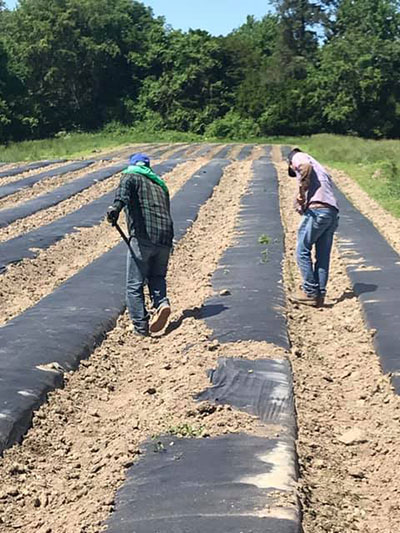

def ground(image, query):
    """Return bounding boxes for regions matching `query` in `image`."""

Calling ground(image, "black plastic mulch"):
[197,357,296,433]
[236,144,254,160]
[106,434,300,533]
[0,160,96,201]
[333,185,400,393]
[213,144,234,159]
[201,158,289,348]
[104,151,300,533]
[0,160,64,180]
[0,163,126,229]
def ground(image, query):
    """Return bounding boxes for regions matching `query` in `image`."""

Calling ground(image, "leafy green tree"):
[134,29,234,133]
[312,0,400,136]
[2,0,163,137]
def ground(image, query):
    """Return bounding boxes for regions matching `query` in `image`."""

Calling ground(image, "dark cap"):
[287,148,302,177]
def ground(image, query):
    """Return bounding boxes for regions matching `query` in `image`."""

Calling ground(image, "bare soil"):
[330,168,400,255]
[0,161,76,188]
[273,146,400,533]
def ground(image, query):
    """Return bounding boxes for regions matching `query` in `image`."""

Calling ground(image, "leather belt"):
[308,202,335,209]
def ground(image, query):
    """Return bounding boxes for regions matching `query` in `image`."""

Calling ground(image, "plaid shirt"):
[113,172,173,246]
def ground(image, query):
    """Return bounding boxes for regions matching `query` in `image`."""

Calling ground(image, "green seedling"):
[258,234,270,245]
[167,423,205,438]
[260,249,269,264]
[152,440,165,453]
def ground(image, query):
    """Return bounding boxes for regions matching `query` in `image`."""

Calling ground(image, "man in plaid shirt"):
[107,153,173,336]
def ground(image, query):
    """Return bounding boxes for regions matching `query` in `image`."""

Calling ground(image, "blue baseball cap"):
[129,152,150,167]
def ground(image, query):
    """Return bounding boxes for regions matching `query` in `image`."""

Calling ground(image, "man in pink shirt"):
[288,148,339,307]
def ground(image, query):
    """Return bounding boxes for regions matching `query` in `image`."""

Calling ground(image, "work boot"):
[150,302,171,333]
[290,289,318,307]
[316,294,325,308]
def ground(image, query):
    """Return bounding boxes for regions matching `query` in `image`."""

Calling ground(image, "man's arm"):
[297,163,313,201]
[107,174,133,225]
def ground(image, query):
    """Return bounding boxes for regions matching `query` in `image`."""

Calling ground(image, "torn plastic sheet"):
[105,434,300,533]
[197,357,296,432]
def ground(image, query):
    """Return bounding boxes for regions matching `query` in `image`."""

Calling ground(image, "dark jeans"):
[296,208,339,296]
[126,237,171,334]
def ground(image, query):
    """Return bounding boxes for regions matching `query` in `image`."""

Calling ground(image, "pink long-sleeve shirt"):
[291,152,339,211]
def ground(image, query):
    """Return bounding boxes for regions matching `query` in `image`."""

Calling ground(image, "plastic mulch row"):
[0,159,65,180]
[0,160,96,201]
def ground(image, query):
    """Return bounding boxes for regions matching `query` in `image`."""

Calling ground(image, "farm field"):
[0,143,400,533]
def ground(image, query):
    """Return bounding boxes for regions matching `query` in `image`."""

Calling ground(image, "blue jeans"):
[126,237,171,334]
[296,208,339,296]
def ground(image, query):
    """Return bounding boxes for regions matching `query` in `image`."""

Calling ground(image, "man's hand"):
[295,194,306,214]
[296,193,305,204]
[107,206,119,226]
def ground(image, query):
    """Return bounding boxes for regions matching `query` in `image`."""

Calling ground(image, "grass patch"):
[0,126,202,163]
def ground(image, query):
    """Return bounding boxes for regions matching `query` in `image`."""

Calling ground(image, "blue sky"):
[4,1,273,35]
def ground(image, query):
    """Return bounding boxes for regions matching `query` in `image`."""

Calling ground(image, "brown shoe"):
[316,294,325,308]
[150,302,171,333]
[290,290,318,307]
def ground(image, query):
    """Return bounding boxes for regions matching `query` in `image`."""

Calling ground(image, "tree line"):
[0,0,399,143]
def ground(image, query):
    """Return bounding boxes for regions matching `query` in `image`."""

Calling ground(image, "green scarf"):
[122,164,169,194]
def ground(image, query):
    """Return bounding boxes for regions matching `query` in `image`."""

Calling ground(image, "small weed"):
[151,435,166,453]
[167,423,205,438]
[152,440,165,453]
[260,249,269,263]
[258,234,270,245]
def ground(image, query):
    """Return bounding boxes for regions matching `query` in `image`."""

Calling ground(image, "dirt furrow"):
[250,144,268,160]
[273,148,400,533]
[0,161,73,188]
[0,160,120,211]
[330,168,400,255]
[0,159,281,533]
[227,144,244,159]
[0,158,208,326]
